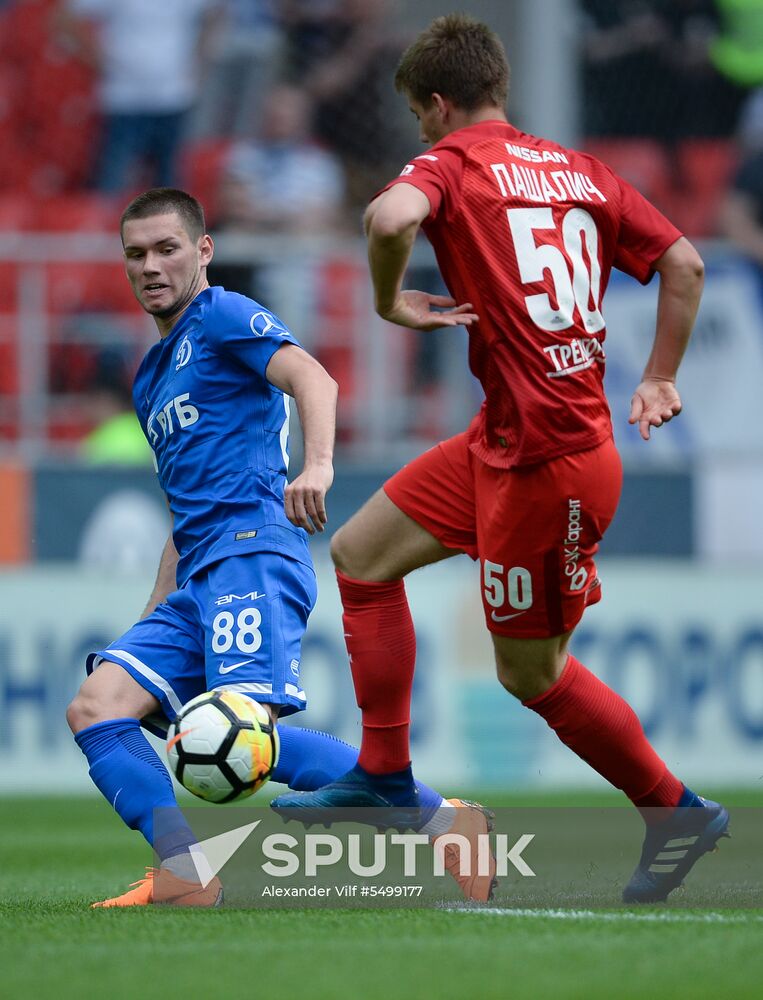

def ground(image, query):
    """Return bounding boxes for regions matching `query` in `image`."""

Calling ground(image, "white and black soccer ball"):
[166,690,279,804]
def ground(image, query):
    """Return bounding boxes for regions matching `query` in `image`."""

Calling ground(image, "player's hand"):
[629,377,682,441]
[285,461,334,534]
[378,290,479,331]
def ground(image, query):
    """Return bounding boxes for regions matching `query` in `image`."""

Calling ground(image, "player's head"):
[120,188,213,329]
[394,13,509,144]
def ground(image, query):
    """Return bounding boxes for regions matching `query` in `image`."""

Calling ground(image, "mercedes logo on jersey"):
[175,335,193,370]
[250,311,288,338]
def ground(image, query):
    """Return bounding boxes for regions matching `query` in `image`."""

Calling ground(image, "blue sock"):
[74,718,197,861]
[273,726,443,824]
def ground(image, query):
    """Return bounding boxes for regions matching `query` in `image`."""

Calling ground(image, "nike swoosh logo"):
[490,610,527,622]
[219,658,256,674]
[166,727,195,752]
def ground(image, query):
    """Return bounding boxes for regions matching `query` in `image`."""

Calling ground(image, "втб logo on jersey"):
[175,335,193,370]
[146,392,199,445]
[544,336,605,378]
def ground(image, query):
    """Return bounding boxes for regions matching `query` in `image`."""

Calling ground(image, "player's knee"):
[66,673,129,734]
[330,526,361,577]
[494,652,564,702]
[66,688,100,734]
[495,658,533,700]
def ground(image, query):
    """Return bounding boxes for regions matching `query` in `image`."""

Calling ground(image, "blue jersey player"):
[66,188,495,907]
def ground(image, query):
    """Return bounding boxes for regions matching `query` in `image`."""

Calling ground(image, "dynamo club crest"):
[175,335,193,370]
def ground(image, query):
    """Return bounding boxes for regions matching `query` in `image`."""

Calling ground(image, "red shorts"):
[384,434,622,638]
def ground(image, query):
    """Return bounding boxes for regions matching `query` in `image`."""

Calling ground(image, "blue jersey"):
[132,285,312,587]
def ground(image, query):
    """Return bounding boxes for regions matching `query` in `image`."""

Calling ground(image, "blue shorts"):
[87,551,317,734]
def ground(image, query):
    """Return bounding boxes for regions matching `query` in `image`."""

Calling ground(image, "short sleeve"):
[614,176,682,285]
[377,144,465,222]
[204,292,302,380]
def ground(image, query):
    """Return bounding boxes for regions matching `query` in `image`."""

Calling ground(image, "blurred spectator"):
[193,0,283,138]
[58,0,221,193]
[0,0,98,195]
[217,84,345,234]
[580,0,671,137]
[711,0,763,87]
[281,0,410,210]
[80,351,151,465]
[581,0,742,140]
[662,0,744,139]
[716,5,763,270]
[720,137,763,285]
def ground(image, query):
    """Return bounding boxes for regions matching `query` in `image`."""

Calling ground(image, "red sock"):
[336,570,416,774]
[524,656,684,814]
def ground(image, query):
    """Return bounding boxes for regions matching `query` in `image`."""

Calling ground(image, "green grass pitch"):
[1,793,761,1000]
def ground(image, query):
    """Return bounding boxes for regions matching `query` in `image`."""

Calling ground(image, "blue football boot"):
[622,795,730,903]
[270,764,422,831]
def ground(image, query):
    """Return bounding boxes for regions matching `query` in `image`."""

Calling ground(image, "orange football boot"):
[432,799,498,902]
[91,867,223,908]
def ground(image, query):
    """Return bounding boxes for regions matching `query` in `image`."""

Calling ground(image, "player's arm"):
[365,184,478,331]
[265,344,337,535]
[140,512,178,619]
[629,236,705,441]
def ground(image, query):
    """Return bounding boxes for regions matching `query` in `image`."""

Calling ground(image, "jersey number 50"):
[507,207,605,334]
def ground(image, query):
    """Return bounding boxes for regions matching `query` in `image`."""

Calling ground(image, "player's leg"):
[493,630,686,806]
[330,434,476,779]
[67,660,201,863]
[270,440,498,900]
[275,440,470,806]
[195,549,493,896]
[68,596,222,906]
[480,437,728,900]
[200,551,448,823]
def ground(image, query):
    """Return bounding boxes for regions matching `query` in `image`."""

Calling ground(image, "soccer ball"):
[166,690,279,804]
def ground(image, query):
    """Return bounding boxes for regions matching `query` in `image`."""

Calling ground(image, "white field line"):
[447,908,763,925]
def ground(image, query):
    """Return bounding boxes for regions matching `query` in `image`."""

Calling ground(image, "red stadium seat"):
[0,0,58,67]
[674,139,738,237]
[32,194,121,232]
[46,261,136,313]
[0,196,34,231]
[582,138,674,214]
[180,140,232,226]
[0,262,22,312]
[0,320,18,393]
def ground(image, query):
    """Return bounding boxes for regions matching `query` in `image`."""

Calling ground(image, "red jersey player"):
[274,13,729,903]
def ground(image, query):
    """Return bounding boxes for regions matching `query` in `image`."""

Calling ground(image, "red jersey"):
[382,120,682,468]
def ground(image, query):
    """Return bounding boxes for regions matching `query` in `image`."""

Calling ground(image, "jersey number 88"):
[212,608,262,654]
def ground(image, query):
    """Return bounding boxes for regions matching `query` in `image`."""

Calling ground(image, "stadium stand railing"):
[0,231,478,461]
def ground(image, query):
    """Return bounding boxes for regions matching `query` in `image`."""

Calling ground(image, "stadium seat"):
[0,320,18,393]
[0,68,20,171]
[582,138,674,213]
[46,397,97,443]
[674,139,738,237]
[0,399,19,442]
[0,197,33,231]
[0,262,22,312]
[32,194,121,232]
[180,140,232,226]
[46,261,136,312]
